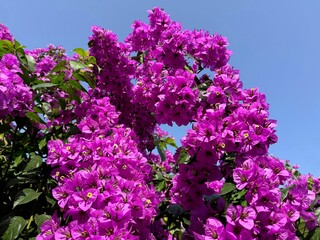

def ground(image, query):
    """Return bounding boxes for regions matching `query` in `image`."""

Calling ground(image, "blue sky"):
[1,1,319,176]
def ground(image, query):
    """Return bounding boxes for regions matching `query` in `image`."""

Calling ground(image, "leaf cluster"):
[0,42,97,239]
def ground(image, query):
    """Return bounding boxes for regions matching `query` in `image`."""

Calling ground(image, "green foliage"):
[311,228,320,240]
[220,182,236,195]
[0,40,15,57]
[156,202,190,239]
[176,147,191,165]
[0,216,28,240]
[0,41,98,239]
[13,189,42,209]
[34,214,51,232]
[154,136,178,162]
[280,184,295,201]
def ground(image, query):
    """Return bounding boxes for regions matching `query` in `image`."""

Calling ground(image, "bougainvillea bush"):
[0,7,319,240]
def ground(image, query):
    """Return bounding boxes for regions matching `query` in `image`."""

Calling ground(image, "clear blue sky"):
[1,1,319,176]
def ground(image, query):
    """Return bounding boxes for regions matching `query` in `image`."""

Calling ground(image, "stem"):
[3,125,18,180]
[26,215,33,230]
[0,125,18,213]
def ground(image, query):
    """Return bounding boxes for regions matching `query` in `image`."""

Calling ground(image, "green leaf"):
[45,194,57,207]
[85,74,96,89]
[70,60,86,71]
[6,177,38,187]
[166,204,184,218]
[60,84,81,103]
[25,112,45,124]
[220,182,236,195]
[280,184,295,201]
[73,71,96,89]
[133,51,147,64]
[49,73,64,84]
[0,134,8,146]
[164,137,178,148]
[32,82,58,90]
[34,214,51,231]
[73,48,88,57]
[224,152,236,162]
[296,218,308,238]
[51,60,67,72]
[0,216,27,240]
[33,106,44,114]
[73,72,88,82]
[311,227,320,240]
[310,195,320,211]
[24,153,42,172]
[195,79,211,91]
[13,188,42,209]
[153,172,164,181]
[158,137,178,149]
[315,207,320,226]
[232,188,247,201]
[12,155,23,168]
[73,72,95,89]
[182,217,191,226]
[67,80,87,93]
[177,147,191,164]
[38,138,47,150]
[17,65,32,84]
[25,112,40,122]
[169,229,183,239]
[0,40,14,54]
[26,55,36,72]
[240,200,248,207]
[88,56,96,64]
[41,102,52,117]
[156,180,166,191]
[14,40,25,50]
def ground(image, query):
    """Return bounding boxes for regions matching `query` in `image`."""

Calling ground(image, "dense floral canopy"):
[0,8,319,240]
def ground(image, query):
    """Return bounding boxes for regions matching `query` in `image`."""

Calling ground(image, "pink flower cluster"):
[39,97,160,239]
[0,25,34,118]
[40,7,320,239]
[26,45,70,80]
[0,24,14,42]
[0,54,33,118]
